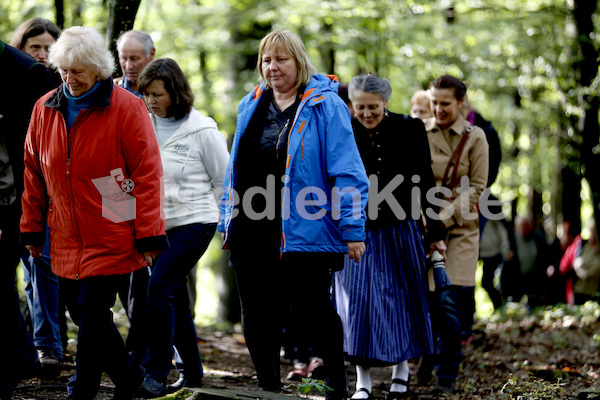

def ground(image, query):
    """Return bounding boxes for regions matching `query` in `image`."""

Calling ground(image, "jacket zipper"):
[279,90,321,252]
[65,113,85,279]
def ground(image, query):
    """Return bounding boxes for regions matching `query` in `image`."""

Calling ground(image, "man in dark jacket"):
[0,39,54,399]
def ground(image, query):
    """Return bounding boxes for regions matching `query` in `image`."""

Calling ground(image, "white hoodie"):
[151,108,229,231]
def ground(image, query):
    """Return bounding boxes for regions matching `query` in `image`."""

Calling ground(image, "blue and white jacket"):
[218,74,368,253]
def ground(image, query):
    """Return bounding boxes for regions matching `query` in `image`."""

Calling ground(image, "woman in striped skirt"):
[334,75,447,399]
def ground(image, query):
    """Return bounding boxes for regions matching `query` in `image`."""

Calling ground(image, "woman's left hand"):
[143,250,162,266]
[428,240,447,260]
[347,241,366,263]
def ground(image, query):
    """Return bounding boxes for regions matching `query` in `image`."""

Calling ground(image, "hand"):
[26,245,43,259]
[428,240,447,260]
[221,232,225,242]
[347,241,366,263]
[143,250,161,266]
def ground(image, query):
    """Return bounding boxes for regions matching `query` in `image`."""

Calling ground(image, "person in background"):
[10,17,65,373]
[422,75,488,394]
[116,30,156,98]
[114,29,157,364]
[136,58,229,398]
[334,75,446,400]
[573,224,600,304]
[0,37,54,400]
[20,26,167,400]
[10,17,61,87]
[501,216,549,307]
[410,89,433,120]
[219,30,368,399]
[478,199,510,309]
[458,94,502,343]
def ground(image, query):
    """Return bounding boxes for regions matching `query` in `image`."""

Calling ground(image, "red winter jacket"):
[20,79,168,280]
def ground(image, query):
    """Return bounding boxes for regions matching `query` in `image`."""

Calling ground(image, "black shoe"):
[113,365,145,400]
[137,376,167,399]
[167,373,203,393]
[37,347,60,378]
[432,378,455,395]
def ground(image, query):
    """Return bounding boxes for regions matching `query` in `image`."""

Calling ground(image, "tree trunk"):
[572,0,600,237]
[55,0,64,29]
[106,0,142,76]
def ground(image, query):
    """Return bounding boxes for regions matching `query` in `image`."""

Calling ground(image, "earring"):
[384,109,389,117]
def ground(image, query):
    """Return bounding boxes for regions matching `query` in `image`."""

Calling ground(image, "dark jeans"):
[0,205,37,399]
[429,285,463,382]
[231,250,347,397]
[481,254,504,309]
[61,275,141,400]
[117,267,150,364]
[144,223,216,383]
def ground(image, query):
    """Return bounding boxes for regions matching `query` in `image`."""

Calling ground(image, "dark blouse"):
[228,89,300,250]
[352,112,445,242]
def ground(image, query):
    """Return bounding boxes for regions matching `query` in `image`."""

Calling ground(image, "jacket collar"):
[45,77,114,111]
[425,114,471,157]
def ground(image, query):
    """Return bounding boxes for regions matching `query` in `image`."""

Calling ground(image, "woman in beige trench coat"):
[420,75,488,394]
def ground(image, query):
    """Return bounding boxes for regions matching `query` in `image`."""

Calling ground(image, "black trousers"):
[0,204,37,399]
[231,249,347,398]
[61,274,141,400]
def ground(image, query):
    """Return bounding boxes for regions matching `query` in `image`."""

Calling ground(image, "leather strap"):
[441,125,473,195]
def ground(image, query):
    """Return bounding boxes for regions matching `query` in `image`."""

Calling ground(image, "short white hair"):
[49,26,115,79]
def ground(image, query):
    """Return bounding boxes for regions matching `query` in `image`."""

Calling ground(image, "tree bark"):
[572,0,600,236]
[55,0,64,29]
[106,0,142,76]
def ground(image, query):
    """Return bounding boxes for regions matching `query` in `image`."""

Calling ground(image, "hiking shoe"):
[37,347,60,377]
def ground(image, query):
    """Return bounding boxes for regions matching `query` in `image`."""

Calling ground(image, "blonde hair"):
[410,90,430,107]
[257,30,316,91]
[48,26,115,79]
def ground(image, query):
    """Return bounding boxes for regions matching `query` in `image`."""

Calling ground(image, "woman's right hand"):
[428,240,447,261]
[26,244,43,259]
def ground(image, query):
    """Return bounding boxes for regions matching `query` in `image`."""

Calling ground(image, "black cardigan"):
[352,112,446,242]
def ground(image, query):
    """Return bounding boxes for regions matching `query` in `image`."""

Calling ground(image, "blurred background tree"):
[2,0,599,323]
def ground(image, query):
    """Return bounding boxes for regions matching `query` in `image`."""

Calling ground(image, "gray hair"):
[348,75,392,102]
[48,26,115,79]
[117,30,154,58]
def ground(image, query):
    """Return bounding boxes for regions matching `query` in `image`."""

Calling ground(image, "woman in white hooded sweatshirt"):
[136,58,230,398]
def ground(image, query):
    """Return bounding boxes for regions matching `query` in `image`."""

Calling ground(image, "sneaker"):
[137,376,167,399]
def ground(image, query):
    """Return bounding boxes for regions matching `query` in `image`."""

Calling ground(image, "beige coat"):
[425,115,489,287]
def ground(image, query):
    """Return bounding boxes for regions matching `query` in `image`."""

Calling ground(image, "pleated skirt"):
[333,219,434,365]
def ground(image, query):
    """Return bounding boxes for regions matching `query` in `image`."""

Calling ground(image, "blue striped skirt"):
[333,219,434,365]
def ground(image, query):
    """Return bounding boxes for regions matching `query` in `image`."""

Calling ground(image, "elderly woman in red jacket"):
[20,26,167,400]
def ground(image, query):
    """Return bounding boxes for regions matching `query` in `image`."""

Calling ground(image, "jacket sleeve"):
[20,99,48,246]
[120,97,168,253]
[324,95,369,242]
[199,124,230,203]
[413,119,447,242]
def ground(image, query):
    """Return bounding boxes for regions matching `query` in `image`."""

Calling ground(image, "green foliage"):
[500,374,567,399]
[287,378,334,396]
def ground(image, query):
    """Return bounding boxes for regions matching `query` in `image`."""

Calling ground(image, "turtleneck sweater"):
[63,81,101,131]
[154,114,185,147]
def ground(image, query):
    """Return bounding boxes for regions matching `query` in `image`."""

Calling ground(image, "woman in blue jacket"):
[219,30,369,399]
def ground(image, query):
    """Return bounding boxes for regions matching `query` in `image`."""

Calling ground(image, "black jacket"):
[0,40,53,207]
